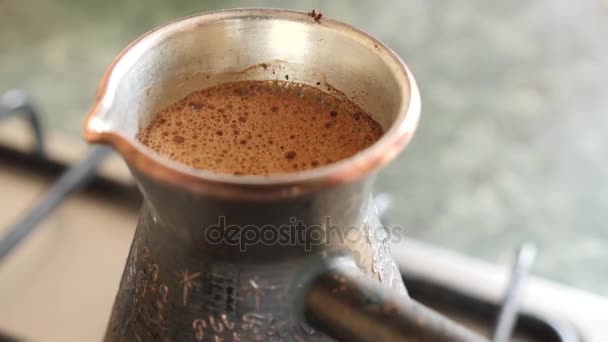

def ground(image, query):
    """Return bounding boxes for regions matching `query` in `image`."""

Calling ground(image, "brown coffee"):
[137,80,383,175]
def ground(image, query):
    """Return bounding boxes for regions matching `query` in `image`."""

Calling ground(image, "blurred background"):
[0,0,607,333]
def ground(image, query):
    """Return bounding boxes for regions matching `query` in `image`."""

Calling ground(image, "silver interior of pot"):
[96,9,411,144]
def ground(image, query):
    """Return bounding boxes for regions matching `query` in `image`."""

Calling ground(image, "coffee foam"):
[137,80,383,176]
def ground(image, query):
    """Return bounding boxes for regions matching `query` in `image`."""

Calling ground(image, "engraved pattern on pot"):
[363,195,407,295]
[176,269,202,306]
[133,244,171,338]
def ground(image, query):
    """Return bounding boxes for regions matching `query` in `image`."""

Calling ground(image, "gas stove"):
[0,90,606,341]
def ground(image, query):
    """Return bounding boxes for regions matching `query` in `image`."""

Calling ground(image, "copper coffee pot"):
[83,9,487,342]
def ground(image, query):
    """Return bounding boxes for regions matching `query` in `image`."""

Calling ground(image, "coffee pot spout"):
[82,56,147,151]
[83,95,115,145]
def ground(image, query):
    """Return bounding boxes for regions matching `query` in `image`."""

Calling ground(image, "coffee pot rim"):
[82,8,420,201]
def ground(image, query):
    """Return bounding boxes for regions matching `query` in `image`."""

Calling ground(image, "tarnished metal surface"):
[304,259,489,342]
[105,172,407,341]
[87,9,418,341]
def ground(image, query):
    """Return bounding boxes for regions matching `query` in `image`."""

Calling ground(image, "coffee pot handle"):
[302,260,489,342]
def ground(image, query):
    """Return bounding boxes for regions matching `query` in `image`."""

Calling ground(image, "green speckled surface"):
[1,0,607,295]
